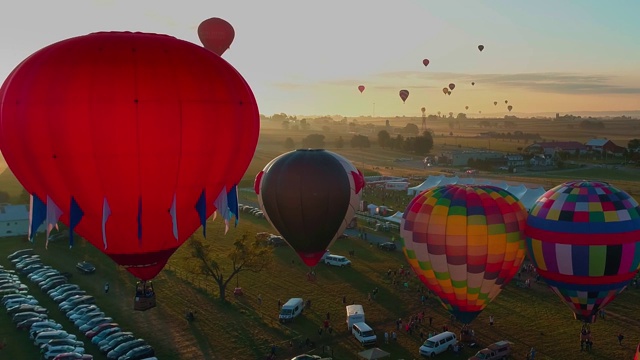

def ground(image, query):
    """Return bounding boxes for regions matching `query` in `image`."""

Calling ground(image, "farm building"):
[585,138,626,155]
[524,141,587,156]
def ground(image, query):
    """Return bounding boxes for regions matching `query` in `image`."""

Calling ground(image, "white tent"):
[384,211,404,224]
[438,176,459,186]
[519,187,547,210]
[506,184,528,199]
[456,178,476,185]
[490,181,509,190]
[407,175,444,195]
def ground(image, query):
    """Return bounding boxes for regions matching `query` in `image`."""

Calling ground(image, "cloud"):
[273,71,640,94]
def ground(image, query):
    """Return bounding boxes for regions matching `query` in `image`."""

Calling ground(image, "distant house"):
[529,154,553,167]
[0,204,31,237]
[524,141,587,156]
[585,139,626,155]
[504,154,525,167]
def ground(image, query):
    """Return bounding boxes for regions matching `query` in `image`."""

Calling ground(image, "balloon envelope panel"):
[525,180,640,322]
[401,185,527,324]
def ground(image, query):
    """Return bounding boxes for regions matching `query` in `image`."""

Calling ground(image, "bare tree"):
[188,233,272,302]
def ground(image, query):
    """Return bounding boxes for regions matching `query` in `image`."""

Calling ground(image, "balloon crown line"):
[88,31,176,38]
[296,148,325,152]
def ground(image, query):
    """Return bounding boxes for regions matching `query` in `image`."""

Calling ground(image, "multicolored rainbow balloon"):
[525,180,640,322]
[401,185,528,324]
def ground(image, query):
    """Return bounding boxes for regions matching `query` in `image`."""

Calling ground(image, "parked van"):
[324,255,351,267]
[279,298,304,323]
[419,331,457,357]
[352,322,377,346]
[346,304,365,330]
[468,340,512,360]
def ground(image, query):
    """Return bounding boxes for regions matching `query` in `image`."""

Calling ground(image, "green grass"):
[2,126,640,359]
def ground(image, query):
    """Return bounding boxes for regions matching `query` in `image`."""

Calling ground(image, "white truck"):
[346,304,365,330]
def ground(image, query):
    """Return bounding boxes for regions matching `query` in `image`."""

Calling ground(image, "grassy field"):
[1,121,640,359]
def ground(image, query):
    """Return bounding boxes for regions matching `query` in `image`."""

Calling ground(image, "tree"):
[188,234,272,302]
[302,134,326,148]
[403,123,420,135]
[628,139,640,152]
[281,120,290,130]
[377,130,391,148]
[413,131,434,155]
[335,136,345,149]
[284,137,295,149]
[350,134,370,149]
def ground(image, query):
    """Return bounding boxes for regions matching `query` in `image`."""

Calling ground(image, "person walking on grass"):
[104,282,109,294]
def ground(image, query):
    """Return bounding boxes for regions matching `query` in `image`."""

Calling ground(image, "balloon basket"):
[134,281,156,311]
[134,294,156,311]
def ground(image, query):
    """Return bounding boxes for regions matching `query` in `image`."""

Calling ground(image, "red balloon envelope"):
[0,32,259,280]
[449,83,456,91]
[255,149,364,267]
[358,85,365,93]
[422,59,430,67]
[399,89,409,103]
[198,17,235,56]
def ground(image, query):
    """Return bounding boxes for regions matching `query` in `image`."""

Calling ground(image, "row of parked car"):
[238,203,265,218]
[6,248,157,360]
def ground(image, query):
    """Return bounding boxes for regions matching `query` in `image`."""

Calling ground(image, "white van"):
[419,331,457,357]
[346,304,365,330]
[352,322,377,346]
[279,298,304,323]
[324,255,351,267]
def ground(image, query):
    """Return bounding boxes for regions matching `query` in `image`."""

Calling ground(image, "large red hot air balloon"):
[399,89,409,103]
[255,149,364,267]
[422,59,430,67]
[358,85,365,93]
[448,83,455,91]
[197,17,235,56]
[0,32,259,282]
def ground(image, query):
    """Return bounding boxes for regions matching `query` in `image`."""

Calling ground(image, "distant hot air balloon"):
[399,89,409,103]
[402,185,528,324]
[505,100,508,104]
[447,91,451,96]
[423,59,430,67]
[525,181,640,323]
[507,105,513,112]
[479,110,482,114]
[494,101,498,106]
[442,87,449,95]
[471,82,475,86]
[197,17,235,56]
[465,106,469,110]
[358,85,365,93]
[449,83,456,91]
[421,107,426,114]
[478,45,485,52]
[255,149,364,267]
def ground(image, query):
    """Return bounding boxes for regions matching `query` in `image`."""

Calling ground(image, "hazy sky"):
[1,0,639,117]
